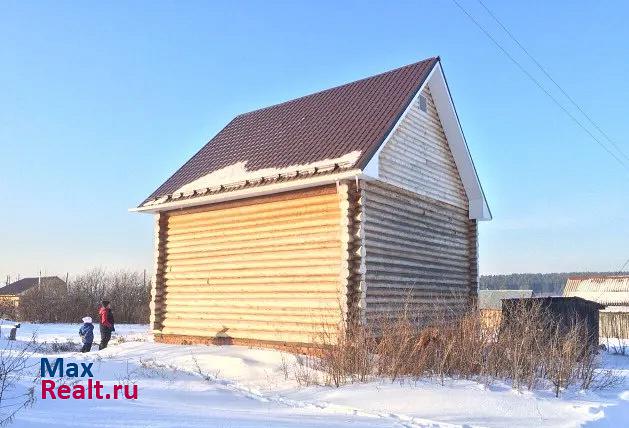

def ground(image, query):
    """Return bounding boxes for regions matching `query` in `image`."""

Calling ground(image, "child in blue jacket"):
[79,316,94,353]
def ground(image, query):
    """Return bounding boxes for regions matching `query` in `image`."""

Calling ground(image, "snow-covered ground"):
[0,321,147,344]
[1,323,627,427]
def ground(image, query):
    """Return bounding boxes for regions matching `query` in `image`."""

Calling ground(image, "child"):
[79,316,94,353]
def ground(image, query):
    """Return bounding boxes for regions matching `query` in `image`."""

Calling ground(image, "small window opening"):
[419,94,427,112]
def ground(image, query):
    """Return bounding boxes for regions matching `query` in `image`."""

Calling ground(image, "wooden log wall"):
[468,219,479,308]
[344,181,366,326]
[379,87,468,210]
[150,212,167,331]
[337,183,351,322]
[153,185,346,345]
[361,180,476,326]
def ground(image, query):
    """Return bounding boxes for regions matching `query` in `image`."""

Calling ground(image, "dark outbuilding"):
[501,297,605,349]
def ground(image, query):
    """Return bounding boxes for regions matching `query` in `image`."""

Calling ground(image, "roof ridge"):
[567,275,629,280]
[237,57,439,118]
[8,275,60,281]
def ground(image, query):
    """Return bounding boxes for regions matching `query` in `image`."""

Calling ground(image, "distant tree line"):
[480,271,629,296]
[1,268,151,324]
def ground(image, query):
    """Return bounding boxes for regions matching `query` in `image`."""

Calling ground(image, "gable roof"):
[478,289,534,309]
[0,276,65,296]
[140,57,438,206]
[564,275,629,306]
[136,57,490,219]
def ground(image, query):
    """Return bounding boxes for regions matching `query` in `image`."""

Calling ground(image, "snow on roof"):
[564,276,629,306]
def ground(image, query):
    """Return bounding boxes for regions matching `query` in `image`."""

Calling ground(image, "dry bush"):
[44,339,79,353]
[0,301,17,321]
[296,300,615,397]
[0,336,39,425]
[317,322,376,387]
[293,355,322,386]
[292,319,376,387]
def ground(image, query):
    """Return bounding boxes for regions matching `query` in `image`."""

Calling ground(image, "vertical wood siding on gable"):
[361,180,476,324]
[378,87,469,210]
[152,185,346,345]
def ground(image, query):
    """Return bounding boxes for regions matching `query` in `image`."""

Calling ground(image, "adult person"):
[98,300,115,350]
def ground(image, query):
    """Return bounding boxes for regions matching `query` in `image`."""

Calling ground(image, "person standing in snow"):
[98,300,115,350]
[78,316,94,353]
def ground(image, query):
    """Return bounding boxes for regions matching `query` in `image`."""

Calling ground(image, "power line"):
[476,0,629,164]
[458,0,629,281]
[450,0,629,172]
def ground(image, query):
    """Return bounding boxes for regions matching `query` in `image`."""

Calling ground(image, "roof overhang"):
[362,60,491,221]
[131,169,364,213]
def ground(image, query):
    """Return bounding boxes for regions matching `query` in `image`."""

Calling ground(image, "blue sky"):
[1,0,628,279]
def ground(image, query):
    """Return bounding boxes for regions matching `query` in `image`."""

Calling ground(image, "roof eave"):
[433,61,492,221]
[130,169,364,213]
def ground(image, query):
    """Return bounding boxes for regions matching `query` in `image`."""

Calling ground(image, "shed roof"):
[478,289,533,310]
[563,275,629,306]
[0,276,65,296]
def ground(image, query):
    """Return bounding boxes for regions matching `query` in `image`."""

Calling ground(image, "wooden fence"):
[600,311,629,339]
[481,309,629,339]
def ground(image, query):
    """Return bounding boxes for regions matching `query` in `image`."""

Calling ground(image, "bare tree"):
[18,268,150,324]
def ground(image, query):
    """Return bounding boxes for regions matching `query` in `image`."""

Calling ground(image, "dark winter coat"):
[79,323,94,344]
[99,307,115,332]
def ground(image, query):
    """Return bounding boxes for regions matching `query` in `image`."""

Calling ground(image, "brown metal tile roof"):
[141,57,439,206]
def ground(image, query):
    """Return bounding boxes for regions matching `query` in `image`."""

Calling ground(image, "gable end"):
[363,61,491,220]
